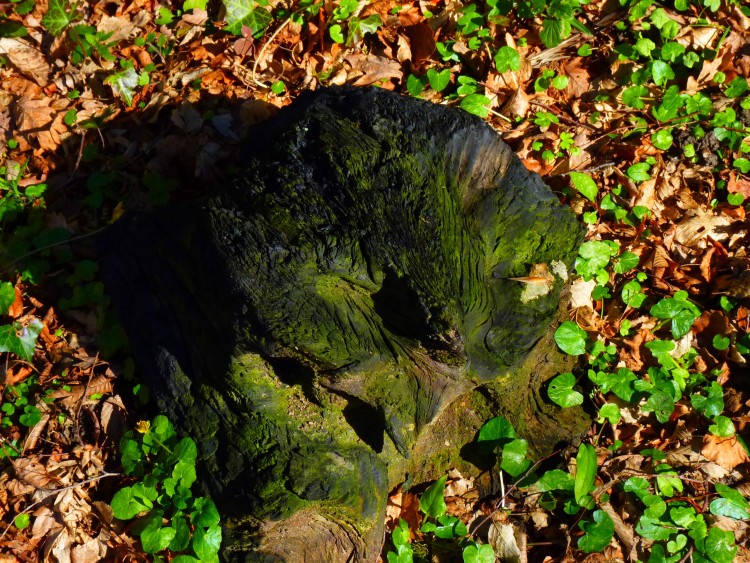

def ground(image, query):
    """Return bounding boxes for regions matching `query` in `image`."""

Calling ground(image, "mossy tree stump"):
[100,86,588,561]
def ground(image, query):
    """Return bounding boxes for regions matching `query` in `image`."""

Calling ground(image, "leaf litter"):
[1,0,750,560]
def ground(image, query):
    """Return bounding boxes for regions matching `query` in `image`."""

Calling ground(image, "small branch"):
[530,101,598,132]
[252,17,293,88]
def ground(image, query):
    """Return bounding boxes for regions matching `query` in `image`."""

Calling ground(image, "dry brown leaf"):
[0,38,51,87]
[674,209,732,250]
[502,87,529,119]
[71,534,104,563]
[8,286,23,319]
[31,506,61,539]
[347,54,402,86]
[701,434,750,470]
[96,15,141,44]
[14,456,54,490]
[562,57,590,99]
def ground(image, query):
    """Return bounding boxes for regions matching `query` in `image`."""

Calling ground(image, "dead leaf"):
[701,434,750,470]
[346,54,402,86]
[0,38,51,87]
[8,286,23,318]
[674,209,732,250]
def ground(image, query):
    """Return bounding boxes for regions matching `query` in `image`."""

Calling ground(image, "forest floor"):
[1,0,750,561]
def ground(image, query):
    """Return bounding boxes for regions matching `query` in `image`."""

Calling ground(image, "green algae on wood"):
[99,86,587,561]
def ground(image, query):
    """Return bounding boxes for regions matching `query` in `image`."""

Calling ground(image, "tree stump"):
[99,86,588,561]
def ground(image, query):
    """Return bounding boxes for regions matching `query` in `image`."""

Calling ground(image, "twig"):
[252,17,293,88]
[7,226,109,271]
[530,101,598,132]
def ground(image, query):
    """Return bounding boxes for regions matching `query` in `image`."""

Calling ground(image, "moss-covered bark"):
[100,86,588,561]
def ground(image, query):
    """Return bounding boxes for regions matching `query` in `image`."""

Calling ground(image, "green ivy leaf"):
[184,0,208,9]
[709,415,735,437]
[500,438,532,478]
[710,484,750,520]
[622,85,649,109]
[173,460,197,488]
[540,18,569,48]
[636,515,677,540]
[14,513,30,530]
[347,14,382,46]
[624,476,650,500]
[42,0,76,36]
[598,403,621,425]
[420,475,448,519]
[111,486,153,520]
[141,512,176,553]
[193,524,222,560]
[551,75,568,90]
[568,172,597,202]
[169,513,192,552]
[651,129,673,150]
[725,77,749,98]
[477,416,516,447]
[547,372,584,408]
[0,282,15,314]
[19,405,42,427]
[105,67,139,107]
[426,68,451,92]
[223,0,272,36]
[574,443,597,505]
[713,334,730,350]
[329,23,344,43]
[651,60,674,87]
[460,94,490,118]
[614,252,639,274]
[641,390,675,423]
[578,510,614,553]
[734,158,750,174]
[621,280,646,308]
[0,319,43,361]
[191,497,220,528]
[627,162,651,182]
[703,526,737,563]
[406,74,427,96]
[554,321,587,355]
[690,382,724,418]
[494,46,520,73]
[537,469,574,492]
[462,542,495,563]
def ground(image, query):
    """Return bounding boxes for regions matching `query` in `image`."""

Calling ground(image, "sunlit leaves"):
[0,319,43,361]
[42,0,76,36]
[548,372,584,408]
[419,475,447,519]
[622,85,648,109]
[494,46,520,73]
[574,443,597,506]
[626,162,651,182]
[725,77,749,98]
[710,484,750,520]
[224,0,272,36]
[427,68,451,92]
[0,282,15,314]
[460,94,491,118]
[650,290,700,339]
[568,172,597,202]
[554,321,587,355]
[105,67,139,107]
[578,510,614,552]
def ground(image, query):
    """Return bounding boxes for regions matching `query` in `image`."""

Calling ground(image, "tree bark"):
[99,86,589,561]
